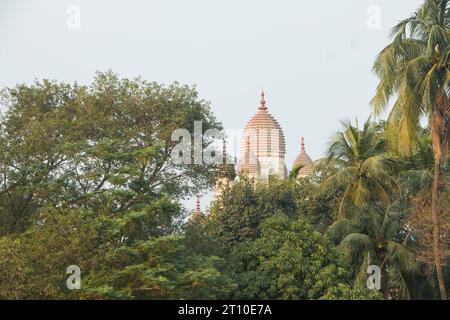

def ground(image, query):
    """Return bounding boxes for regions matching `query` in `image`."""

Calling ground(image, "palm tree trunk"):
[431,158,447,300]
[381,267,390,300]
[378,252,390,300]
[338,186,351,220]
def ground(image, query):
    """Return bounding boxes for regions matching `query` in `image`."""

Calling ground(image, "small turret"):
[190,195,204,221]
[292,136,314,177]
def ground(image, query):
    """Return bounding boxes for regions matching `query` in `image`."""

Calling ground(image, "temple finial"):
[259,89,267,111]
[222,137,227,160]
[301,136,305,152]
[195,195,201,213]
[221,137,228,165]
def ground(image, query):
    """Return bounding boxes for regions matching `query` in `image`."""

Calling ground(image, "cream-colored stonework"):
[238,91,287,181]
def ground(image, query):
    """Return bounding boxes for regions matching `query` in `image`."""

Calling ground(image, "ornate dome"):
[238,91,286,180]
[293,137,314,177]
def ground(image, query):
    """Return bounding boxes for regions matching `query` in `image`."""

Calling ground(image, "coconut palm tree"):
[328,207,416,299]
[318,119,400,219]
[398,132,435,195]
[371,0,450,299]
[397,132,450,298]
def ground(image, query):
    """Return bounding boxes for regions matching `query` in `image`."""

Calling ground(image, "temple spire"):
[292,136,314,177]
[189,195,204,221]
[259,89,267,111]
[195,195,201,213]
[222,137,227,164]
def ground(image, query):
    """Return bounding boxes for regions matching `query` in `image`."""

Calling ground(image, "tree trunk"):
[431,158,447,300]
[377,251,390,300]
[381,267,390,300]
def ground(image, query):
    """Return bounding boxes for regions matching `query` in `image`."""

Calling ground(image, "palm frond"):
[340,233,371,255]
[327,218,359,244]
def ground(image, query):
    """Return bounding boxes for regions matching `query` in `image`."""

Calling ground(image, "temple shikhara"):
[238,90,313,181]
[238,90,287,181]
[210,90,314,204]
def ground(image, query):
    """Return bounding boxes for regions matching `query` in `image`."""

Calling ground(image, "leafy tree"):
[371,0,450,298]
[82,235,236,300]
[0,71,221,234]
[320,284,382,300]
[206,177,336,253]
[0,205,236,300]
[0,207,109,299]
[0,72,230,300]
[184,211,222,256]
[230,213,380,300]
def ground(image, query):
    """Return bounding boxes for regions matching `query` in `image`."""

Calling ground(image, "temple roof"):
[293,137,314,177]
[240,90,286,159]
[239,136,261,176]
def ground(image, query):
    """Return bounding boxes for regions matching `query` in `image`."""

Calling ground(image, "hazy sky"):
[0,0,424,209]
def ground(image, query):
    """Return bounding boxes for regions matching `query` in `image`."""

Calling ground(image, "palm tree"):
[398,132,450,298]
[371,0,450,299]
[318,119,400,219]
[328,207,416,299]
[398,132,435,195]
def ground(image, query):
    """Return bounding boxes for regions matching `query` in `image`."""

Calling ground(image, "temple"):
[210,89,314,205]
[292,137,314,178]
[238,90,287,181]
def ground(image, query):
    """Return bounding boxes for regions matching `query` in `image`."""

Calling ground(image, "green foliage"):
[288,163,303,180]
[0,206,236,300]
[229,213,370,300]
[82,235,236,300]
[0,72,231,300]
[184,213,220,256]
[0,69,447,300]
[205,177,336,253]
[320,284,383,300]
[0,71,221,234]
[372,0,450,299]
[372,0,450,156]
[328,207,416,299]
[318,119,400,219]
[0,208,108,299]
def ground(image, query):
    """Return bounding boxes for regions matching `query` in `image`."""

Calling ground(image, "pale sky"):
[0,0,424,210]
